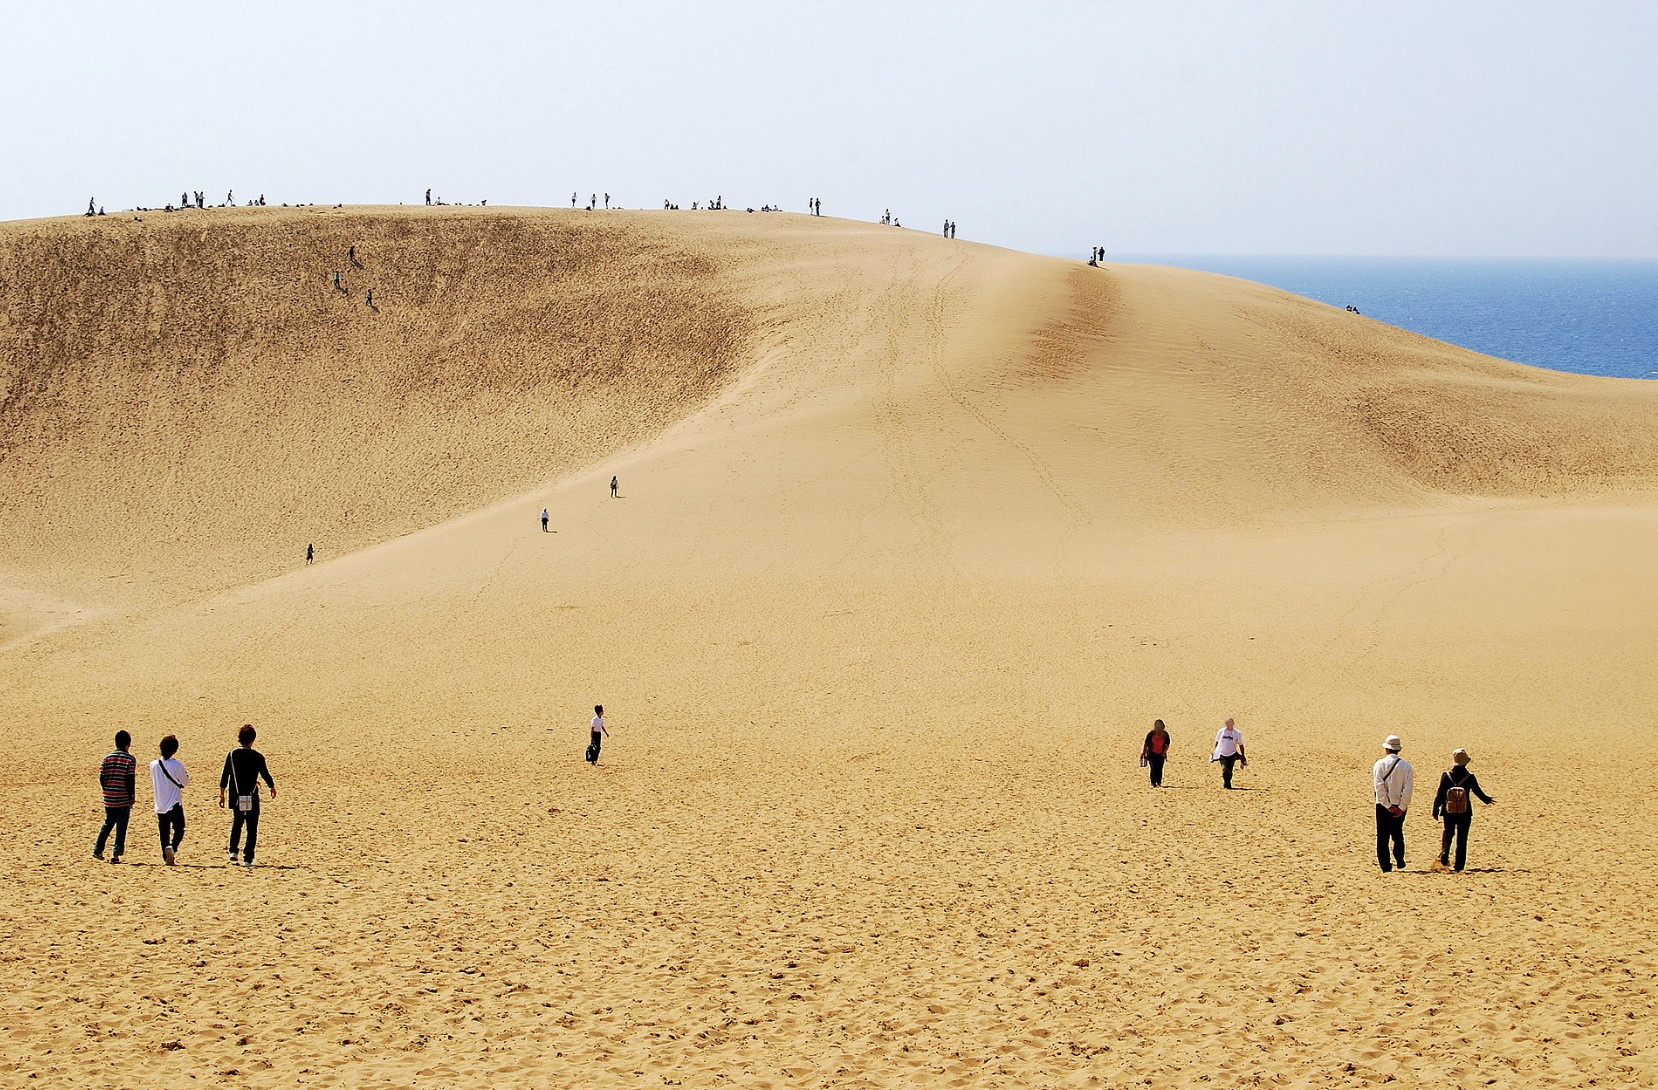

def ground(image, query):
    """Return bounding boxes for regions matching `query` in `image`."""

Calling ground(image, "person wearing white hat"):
[1373,735,1414,872]
[1432,748,1496,871]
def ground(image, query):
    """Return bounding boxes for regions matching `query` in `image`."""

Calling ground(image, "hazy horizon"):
[5,0,1655,259]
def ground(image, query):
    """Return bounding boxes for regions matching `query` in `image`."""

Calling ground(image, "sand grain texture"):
[2,207,1656,1088]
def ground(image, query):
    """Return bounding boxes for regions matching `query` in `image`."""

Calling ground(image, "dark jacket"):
[1432,767,1492,819]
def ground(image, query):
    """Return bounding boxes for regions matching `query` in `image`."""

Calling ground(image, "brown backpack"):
[1444,775,1471,815]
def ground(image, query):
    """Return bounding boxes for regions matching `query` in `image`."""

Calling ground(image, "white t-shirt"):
[1213,728,1243,758]
[591,716,604,735]
[151,757,190,813]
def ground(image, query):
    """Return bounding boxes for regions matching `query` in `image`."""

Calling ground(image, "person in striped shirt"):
[93,731,137,864]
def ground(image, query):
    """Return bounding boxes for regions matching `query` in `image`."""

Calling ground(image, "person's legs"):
[1389,813,1406,869]
[243,803,260,863]
[1439,819,1454,866]
[95,807,122,857]
[1149,755,1165,787]
[158,811,170,854]
[111,807,129,859]
[1375,805,1393,872]
[1452,814,1471,871]
[229,807,245,860]
[1221,755,1236,788]
[590,730,603,763]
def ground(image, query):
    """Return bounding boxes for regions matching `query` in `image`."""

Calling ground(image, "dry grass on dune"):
[0,208,755,616]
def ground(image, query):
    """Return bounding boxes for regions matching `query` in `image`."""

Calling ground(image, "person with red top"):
[93,730,137,864]
[1141,719,1171,787]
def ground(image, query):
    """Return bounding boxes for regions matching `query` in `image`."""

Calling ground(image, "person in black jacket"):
[219,724,277,867]
[1432,747,1496,871]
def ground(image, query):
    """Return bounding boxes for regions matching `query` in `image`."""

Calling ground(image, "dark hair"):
[1153,719,1166,730]
[594,704,603,716]
[115,730,132,749]
[159,734,178,758]
[238,724,257,746]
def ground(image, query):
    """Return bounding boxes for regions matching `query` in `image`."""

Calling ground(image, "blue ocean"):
[1114,256,1658,380]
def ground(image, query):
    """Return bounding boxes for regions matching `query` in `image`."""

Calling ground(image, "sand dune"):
[3,207,1656,1087]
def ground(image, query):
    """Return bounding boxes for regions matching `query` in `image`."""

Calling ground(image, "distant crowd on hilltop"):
[77,189,982,244]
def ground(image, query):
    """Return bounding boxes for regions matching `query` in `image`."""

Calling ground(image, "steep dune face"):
[0,208,755,619]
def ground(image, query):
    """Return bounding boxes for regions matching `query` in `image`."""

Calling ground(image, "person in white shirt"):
[150,734,190,867]
[586,705,609,765]
[1211,717,1246,788]
[1372,734,1414,873]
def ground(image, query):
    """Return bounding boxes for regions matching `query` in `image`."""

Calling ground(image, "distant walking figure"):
[87,197,96,217]
[1373,735,1414,873]
[586,705,609,765]
[540,508,549,532]
[610,476,618,498]
[1142,719,1171,787]
[93,730,137,863]
[333,271,342,291]
[604,192,610,208]
[1211,717,1246,788]
[426,188,432,205]
[226,190,233,206]
[220,724,276,867]
[366,289,374,307]
[1432,748,1495,871]
[348,245,356,265]
[572,192,578,208]
[150,735,189,866]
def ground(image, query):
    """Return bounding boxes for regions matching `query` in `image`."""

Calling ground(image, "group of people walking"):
[1373,735,1496,873]
[1137,719,1498,871]
[94,725,277,868]
[1138,716,1248,789]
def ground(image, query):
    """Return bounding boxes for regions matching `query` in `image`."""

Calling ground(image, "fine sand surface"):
[3,206,1656,1088]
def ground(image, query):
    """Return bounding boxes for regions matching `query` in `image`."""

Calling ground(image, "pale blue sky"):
[5,0,1654,256]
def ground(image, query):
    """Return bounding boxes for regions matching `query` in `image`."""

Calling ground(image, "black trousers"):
[157,804,184,852]
[1375,804,1406,871]
[587,730,603,763]
[1219,754,1238,787]
[95,806,131,857]
[1147,754,1166,786]
[1439,813,1472,870]
[229,798,261,862]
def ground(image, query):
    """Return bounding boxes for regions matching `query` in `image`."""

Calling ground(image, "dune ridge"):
[3,208,1657,1088]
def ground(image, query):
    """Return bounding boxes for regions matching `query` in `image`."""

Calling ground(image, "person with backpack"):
[1141,720,1171,787]
[1432,748,1496,871]
[151,734,190,866]
[93,730,137,864]
[219,724,276,867]
[1373,735,1414,873]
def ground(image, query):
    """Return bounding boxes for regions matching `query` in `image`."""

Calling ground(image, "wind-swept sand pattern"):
[2,207,1656,1087]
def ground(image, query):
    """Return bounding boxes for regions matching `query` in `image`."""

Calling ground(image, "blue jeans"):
[95,806,130,857]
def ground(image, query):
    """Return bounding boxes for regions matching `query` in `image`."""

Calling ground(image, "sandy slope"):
[3,208,1657,1088]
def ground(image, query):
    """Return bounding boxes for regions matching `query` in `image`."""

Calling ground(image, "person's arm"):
[1142,733,1151,759]
[122,761,135,805]
[1432,772,1448,819]
[219,752,232,808]
[1398,764,1414,812]
[1470,773,1495,805]
[176,761,190,788]
[257,753,276,796]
